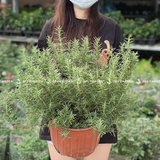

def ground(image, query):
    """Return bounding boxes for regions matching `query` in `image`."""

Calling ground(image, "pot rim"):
[50,126,95,131]
[49,121,97,132]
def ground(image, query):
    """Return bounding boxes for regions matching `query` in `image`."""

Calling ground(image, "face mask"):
[70,0,98,9]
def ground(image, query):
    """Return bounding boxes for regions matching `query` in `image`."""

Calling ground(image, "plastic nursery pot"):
[49,126,100,158]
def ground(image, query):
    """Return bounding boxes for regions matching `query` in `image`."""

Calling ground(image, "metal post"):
[12,0,19,14]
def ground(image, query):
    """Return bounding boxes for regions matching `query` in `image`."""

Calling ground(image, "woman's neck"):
[73,5,89,19]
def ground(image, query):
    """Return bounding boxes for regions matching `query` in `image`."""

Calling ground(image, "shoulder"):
[42,17,53,35]
[37,17,53,50]
[45,17,53,27]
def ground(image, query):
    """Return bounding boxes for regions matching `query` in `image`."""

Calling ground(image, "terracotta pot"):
[49,126,100,158]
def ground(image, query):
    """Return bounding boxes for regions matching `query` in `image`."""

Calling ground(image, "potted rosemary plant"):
[5,28,138,158]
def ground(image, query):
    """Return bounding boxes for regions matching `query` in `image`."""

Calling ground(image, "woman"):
[38,0,123,160]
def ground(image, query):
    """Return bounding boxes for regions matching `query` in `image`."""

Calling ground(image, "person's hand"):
[98,40,111,66]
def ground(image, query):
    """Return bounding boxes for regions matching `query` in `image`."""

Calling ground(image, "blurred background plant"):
[0,41,49,160]
[0,7,53,34]
[9,127,49,160]
[105,11,160,44]
[110,58,160,160]
[111,117,160,160]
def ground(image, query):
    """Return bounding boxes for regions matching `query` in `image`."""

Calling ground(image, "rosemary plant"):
[6,28,138,136]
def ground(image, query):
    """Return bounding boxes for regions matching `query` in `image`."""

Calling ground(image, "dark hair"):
[51,0,101,42]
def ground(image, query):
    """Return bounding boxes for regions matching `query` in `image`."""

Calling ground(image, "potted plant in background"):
[144,18,160,45]
[5,28,138,158]
[0,7,53,37]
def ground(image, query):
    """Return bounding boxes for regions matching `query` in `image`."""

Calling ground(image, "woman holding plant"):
[38,0,123,160]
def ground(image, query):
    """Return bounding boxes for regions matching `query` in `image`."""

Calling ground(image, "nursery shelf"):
[0,35,37,43]
[1,35,160,52]
[130,43,160,52]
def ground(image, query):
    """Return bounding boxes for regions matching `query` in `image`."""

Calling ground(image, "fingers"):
[98,40,111,66]
[104,40,110,50]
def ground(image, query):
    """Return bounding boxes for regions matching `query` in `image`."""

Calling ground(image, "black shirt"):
[37,14,123,51]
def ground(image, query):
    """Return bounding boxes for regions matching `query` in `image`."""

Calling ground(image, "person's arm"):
[37,18,53,50]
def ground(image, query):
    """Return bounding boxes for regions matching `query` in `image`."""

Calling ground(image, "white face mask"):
[70,0,98,9]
